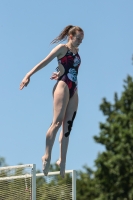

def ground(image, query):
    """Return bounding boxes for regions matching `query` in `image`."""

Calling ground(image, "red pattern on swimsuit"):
[58,49,81,98]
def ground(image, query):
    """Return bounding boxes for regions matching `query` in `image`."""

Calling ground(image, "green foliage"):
[0,156,7,167]
[76,165,99,200]
[93,75,133,200]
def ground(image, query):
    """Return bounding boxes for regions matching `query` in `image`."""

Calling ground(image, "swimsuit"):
[57,46,81,98]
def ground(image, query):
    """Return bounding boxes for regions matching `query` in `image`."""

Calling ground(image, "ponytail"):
[51,25,84,44]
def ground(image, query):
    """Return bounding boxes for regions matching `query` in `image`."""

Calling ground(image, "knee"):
[51,121,62,130]
[65,111,77,137]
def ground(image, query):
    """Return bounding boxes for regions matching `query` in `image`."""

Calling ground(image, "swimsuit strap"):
[65,44,78,55]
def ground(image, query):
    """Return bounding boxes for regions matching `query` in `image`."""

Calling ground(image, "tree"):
[0,156,7,167]
[93,75,133,200]
[76,165,99,200]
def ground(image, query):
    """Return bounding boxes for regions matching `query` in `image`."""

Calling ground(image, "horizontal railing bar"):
[0,164,33,170]
[0,170,74,180]
[0,174,31,181]
[36,170,74,176]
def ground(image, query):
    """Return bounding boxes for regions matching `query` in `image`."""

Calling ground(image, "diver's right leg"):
[42,81,69,175]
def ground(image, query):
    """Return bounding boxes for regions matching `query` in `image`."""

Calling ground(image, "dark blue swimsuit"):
[57,47,81,98]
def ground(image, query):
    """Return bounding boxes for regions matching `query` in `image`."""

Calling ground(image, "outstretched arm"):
[20,44,64,90]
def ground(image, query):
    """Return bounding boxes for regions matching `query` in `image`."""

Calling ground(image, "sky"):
[0,0,133,173]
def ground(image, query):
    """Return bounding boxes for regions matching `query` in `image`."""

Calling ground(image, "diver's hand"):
[50,71,61,80]
[20,74,30,90]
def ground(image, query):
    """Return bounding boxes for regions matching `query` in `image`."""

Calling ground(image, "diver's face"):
[70,31,84,47]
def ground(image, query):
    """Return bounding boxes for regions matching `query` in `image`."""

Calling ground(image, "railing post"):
[32,164,36,200]
[72,170,76,200]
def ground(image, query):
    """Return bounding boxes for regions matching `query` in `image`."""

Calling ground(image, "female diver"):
[20,25,84,178]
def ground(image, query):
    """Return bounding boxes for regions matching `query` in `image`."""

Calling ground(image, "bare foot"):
[56,159,61,166]
[56,159,66,178]
[60,162,66,178]
[42,156,51,176]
